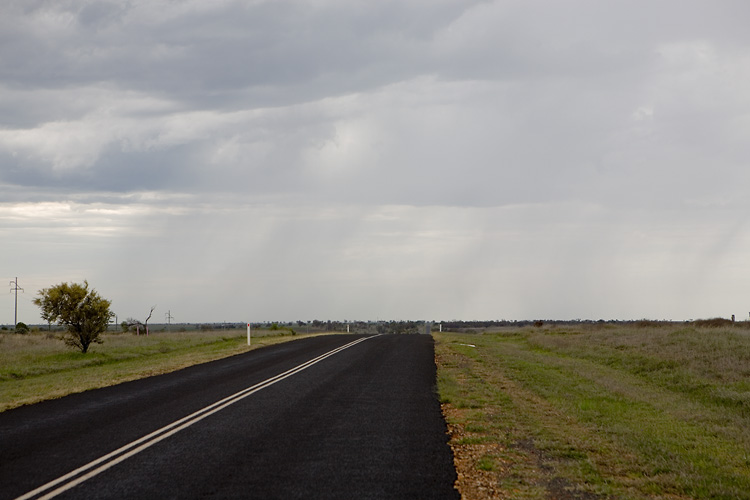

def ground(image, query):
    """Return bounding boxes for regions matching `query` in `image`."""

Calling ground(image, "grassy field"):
[435,323,750,499]
[6,323,750,498]
[0,328,323,412]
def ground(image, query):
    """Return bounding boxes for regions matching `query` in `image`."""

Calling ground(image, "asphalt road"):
[0,334,459,499]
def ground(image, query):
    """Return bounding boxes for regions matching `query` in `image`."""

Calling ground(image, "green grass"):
[0,328,330,412]
[435,324,750,499]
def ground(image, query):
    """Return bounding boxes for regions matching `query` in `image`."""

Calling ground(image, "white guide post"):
[247,323,251,346]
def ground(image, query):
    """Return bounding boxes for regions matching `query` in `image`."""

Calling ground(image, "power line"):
[165,310,174,331]
[9,277,24,326]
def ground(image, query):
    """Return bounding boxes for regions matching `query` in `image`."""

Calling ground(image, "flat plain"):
[0,327,310,412]
[4,322,750,498]
[435,322,750,499]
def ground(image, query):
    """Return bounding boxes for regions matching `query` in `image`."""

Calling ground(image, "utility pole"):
[165,310,174,331]
[9,277,23,327]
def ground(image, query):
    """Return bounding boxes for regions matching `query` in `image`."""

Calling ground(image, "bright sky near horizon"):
[2,0,750,324]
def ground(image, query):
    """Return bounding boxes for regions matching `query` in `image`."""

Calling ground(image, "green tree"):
[15,321,29,334]
[33,281,114,353]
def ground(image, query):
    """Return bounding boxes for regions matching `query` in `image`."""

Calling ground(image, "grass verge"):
[434,324,750,499]
[0,329,332,412]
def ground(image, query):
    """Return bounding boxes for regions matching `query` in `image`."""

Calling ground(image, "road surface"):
[0,334,459,499]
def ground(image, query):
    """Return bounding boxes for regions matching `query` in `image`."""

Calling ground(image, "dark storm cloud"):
[0,1,479,105]
[4,0,750,106]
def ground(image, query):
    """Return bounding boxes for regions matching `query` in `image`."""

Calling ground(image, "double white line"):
[16,335,378,500]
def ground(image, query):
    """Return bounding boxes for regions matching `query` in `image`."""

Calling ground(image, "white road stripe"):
[15,335,378,500]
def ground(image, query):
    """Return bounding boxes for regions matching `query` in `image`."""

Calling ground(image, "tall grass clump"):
[693,317,736,328]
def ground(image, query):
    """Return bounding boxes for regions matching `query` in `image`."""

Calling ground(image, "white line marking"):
[16,335,378,500]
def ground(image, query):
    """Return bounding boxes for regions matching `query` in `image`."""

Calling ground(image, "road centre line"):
[16,335,379,500]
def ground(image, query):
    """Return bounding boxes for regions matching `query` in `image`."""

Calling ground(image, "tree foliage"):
[33,281,114,353]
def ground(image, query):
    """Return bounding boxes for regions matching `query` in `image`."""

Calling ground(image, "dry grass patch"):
[0,329,334,412]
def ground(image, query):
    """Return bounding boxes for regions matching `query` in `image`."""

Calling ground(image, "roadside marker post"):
[247,323,251,346]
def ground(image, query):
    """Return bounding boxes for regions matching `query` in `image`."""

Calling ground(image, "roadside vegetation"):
[33,280,113,353]
[435,322,750,499]
[0,326,320,412]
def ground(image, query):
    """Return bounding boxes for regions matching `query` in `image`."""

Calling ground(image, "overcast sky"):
[3,0,750,324]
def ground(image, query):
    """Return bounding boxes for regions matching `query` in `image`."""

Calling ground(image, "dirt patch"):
[546,477,602,500]
[443,404,606,500]
[444,404,509,500]
[513,439,603,500]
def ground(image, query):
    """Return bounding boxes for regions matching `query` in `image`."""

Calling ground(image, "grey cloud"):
[77,1,128,29]
[4,0,750,322]
[5,1,750,99]
[0,1,477,104]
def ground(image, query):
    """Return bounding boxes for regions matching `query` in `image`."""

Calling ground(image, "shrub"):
[15,322,29,334]
[693,318,734,328]
[33,280,113,353]
[634,320,667,328]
